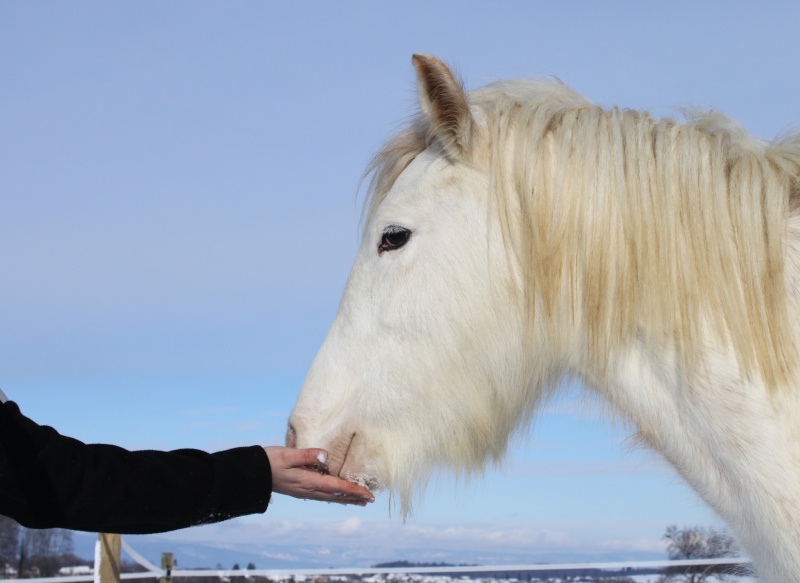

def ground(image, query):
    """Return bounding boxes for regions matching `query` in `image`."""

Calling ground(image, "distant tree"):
[230,562,244,583]
[19,528,74,577]
[658,525,742,583]
[0,516,20,571]
[247,562,256,570]
[51,528,73,557]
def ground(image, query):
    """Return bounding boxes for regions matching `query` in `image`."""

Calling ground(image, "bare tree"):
[0,516,20,575]
[658,525,742,583]
[19,528,74,577]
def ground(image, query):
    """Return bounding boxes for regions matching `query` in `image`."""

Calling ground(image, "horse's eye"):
[378,227,411,254]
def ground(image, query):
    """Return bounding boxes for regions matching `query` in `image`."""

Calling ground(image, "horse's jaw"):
[288,325,535,514]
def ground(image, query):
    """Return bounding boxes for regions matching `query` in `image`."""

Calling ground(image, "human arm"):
[0,400,271,533]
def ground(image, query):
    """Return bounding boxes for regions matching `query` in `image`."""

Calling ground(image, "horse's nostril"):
[286,423,297,448]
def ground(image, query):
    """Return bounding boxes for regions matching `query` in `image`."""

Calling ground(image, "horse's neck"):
[550,213,800,581]
[596,328,800,581]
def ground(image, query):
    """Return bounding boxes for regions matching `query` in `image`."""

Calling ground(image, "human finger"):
[311,473,375,502]
[285,447,330,470]
[265,446,329,473]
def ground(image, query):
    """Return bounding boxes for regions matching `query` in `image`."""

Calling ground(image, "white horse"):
[288,54,800,581]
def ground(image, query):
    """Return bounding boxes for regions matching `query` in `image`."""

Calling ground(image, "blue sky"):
[2,0,799,569]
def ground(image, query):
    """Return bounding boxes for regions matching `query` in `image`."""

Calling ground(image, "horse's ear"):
[411,54,473,160]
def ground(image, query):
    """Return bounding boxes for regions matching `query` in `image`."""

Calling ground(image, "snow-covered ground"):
[353,574,758,583]
[628,577,757,583]
[9,569,758,583]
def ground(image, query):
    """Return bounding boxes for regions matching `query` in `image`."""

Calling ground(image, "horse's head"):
[287,54,800,527]
[287,55,553,510]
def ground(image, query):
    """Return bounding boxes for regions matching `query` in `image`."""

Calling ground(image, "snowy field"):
[345,576,760,583]
[332,574,758,583]
[15,574,761,583]
[627,578,756,583]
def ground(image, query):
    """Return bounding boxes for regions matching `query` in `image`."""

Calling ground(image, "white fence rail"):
[0,537,752,583]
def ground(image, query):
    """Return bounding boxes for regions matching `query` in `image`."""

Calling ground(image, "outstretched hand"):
[264,446,375,506]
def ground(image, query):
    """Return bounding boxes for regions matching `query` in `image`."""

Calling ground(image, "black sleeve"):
[0,401,272,534]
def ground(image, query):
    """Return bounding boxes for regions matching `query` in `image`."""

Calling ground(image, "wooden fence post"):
[160,552,174,583]
[96,534,121,583]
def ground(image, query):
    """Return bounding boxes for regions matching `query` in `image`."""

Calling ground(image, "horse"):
[287,54,800,582]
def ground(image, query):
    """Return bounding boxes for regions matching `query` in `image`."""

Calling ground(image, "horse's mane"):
[365,79,800,388]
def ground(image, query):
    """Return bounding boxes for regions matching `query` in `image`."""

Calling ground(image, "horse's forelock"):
[361,116,429,235]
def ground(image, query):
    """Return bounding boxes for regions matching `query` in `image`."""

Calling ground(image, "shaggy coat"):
[289,54,800,582]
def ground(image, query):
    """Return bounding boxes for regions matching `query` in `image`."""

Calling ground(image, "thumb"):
[289,448,328,468]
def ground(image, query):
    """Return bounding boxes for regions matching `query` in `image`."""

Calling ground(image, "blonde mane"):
[365,79,800,388]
